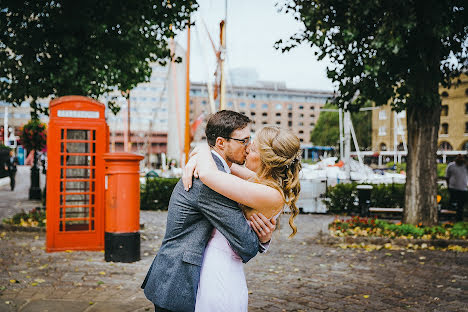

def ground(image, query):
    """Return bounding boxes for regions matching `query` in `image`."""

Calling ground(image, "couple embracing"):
[142,110,302,311]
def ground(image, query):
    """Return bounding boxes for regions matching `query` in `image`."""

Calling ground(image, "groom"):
[142,110,275,312]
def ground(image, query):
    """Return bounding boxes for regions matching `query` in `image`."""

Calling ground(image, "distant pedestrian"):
[446,154,468,222]
[5,150,19,191]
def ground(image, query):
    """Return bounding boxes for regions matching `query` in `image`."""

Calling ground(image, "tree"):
[276,0,467,225]
[311,103,372,150]
[0,0,198,119]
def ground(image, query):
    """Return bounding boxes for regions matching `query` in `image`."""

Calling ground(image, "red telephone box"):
[46,96,109,252]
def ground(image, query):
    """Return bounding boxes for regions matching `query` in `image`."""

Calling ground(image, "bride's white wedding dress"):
[195,228,248,312]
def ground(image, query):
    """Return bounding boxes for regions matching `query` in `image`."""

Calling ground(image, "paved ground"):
[0,171,467,311]
[0,166,46,221]
[0,209,467,312]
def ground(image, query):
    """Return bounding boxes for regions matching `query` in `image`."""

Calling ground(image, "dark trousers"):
[8,171,16,191]
[154,305,173,312]
[448,188,467,222]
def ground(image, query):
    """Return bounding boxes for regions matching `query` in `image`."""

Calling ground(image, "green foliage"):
[0,0,198,117]
[451,222,468,239]
[370,184,405,208]
[276,0,467,111]
[386,162,447,177]
[437,163,448,177]
[19,120,47,151]
[325,182,358,214]
[310,102,372,150]
[3,208,46,227]
[325,183,452,213]
[140,177,179,210]
[330,217,468,239]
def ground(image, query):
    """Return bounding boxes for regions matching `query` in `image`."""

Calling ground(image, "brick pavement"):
[0,211,467,311]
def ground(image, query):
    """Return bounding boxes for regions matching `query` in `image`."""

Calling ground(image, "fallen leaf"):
[65,250,73,253]
[99,271,106,275]
[31,282,38,286]
[363,295,370,299]
[9,280,19,284]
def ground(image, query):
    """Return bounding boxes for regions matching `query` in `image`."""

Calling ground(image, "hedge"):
[140,177,179,210]
[325,183,451,214]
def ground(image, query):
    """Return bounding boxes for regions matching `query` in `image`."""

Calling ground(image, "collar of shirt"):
[211,150,231,174]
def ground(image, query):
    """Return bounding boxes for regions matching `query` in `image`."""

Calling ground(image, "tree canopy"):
[276,0,467,225]
[276,0,467,112]
[310,103,372,151]
[0,0,198,118]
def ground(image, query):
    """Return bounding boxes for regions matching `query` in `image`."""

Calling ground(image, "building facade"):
[189,82,334,145]
[372,74,468,159]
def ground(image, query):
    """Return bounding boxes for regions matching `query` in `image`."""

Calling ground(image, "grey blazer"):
[142,155,260,312]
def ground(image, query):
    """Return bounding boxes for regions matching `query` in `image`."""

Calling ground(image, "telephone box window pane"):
[91,207,95,217]
[65,155,91,166]
[59,221,64,232]
[60,181,63,192]
[92,169,95,179]
[61,155,64,166]
[65,194,90,205]
[65,168,91,179]
[92,182,95,192]
[60,195,64,205]
[92,156,95,166]
[61,142,65,153]
[91,220,95,231]
[65,207,89,218]
[92,143,96,153]
[66,142,91,154]
[93,130,96,140]
[61,129,65,139]
[67,129,90,140]
[60,168,64,179]
[65,181,89,192]
[91,194,95,205]
[60,207,63,219]
[65,220,89,231]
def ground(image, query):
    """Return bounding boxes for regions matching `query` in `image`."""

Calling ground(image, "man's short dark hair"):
[205,110,251,146]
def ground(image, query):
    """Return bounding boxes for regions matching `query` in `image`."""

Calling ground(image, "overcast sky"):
[175,0,335,91]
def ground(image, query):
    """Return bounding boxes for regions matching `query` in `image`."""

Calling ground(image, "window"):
[240,111,246,115]
[251,112,256,116]
[310,114,315,118]
[276,112,281,117]
[299,130,304,134]
[310,122,315,126]
[227,101,233,108]
[300,138,304,142]
[262,112,268,117]
[250,103,256,109]
[262,121,267,125]
[240,102,246,108]
[378,126,386,136]
[441,123,448,135]
[202,100,207,106]
[441,105,448,116]
[380,143,387,151]
[379,110,387,120]
[276,121,281,125]
[439,141,453,151]
[288,104,292,110]
[262,103,268,109]
[275,103,282,110]
[299,105,304,110]
[465,122,468,134]
[441,91,449,98]
[310,106,315,110]
[299,113,304,118]
[298,122,304,126]
[288,121,292,127]
[465,103,468,114]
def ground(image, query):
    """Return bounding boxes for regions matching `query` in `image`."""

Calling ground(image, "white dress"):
[194,211,281,312]
[195,228,248,312]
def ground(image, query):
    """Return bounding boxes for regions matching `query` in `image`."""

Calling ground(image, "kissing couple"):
[142,110,302,311]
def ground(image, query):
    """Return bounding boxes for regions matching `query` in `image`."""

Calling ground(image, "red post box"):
[46,96,109,252]
[103,152,144,262]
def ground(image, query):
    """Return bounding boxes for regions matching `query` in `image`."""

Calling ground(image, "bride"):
[182,126,302,312]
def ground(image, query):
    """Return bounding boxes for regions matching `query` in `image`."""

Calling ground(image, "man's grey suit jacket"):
[142,155,260,312]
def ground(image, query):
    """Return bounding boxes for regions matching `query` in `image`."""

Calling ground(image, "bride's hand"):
[182,156,199,191]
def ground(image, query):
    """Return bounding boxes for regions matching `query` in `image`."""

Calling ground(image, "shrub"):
[451,222,468,239]
[370,183,405,208]
[3,208,46,227]
[140,177,179,210]
[324,182,358,214]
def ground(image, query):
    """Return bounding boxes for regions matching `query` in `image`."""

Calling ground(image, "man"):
[5,150,18,191]
[142,110,275,312]
[446,154,468,221]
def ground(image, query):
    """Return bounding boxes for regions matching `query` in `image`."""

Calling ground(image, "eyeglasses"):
[225,136,251,146]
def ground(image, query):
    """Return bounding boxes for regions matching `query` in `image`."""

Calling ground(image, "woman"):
[182,126,302,312]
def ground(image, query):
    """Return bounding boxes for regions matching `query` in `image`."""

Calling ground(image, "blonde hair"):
[254,126,301,238]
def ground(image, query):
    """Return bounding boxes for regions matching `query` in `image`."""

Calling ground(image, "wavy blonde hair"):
[254,126,301,237]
